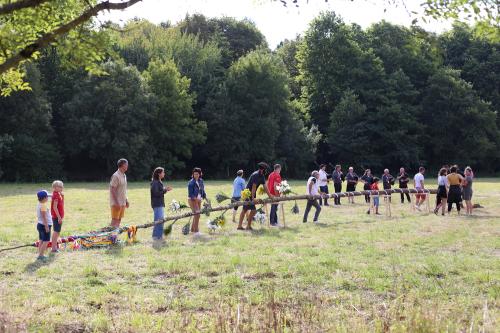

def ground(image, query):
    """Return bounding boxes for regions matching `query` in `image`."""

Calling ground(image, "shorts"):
[111,205,126,219]
[242,198,256,212]
[319,185,329,194]
[373,196,380,207]
[415,193,426,200]
[346,184,355,192]
[437,185,447,199]
[37,223,51,242]
[52,217,62,232]
[231,197,241,210]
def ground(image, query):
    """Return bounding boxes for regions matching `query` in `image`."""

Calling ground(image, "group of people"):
[33,158,475,259]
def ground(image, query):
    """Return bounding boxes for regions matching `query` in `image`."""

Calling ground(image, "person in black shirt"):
[382,169,395,202]
[397,167,411,203]
[238,162,273,231]
[360,169,373,203]
[332,164,343,205]
[345,167,358,204]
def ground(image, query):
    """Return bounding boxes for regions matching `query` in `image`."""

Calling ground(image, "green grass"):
[0,180,498,332]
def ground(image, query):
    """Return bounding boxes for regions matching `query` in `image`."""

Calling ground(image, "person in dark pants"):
[267,164,282,226]
[360,169,373,203]
[345,167,358,204]
[151,167,173,241]
[303,171,322,223]
[318,164,330,206]
[447,166,464,215]
[332,165,343,205]
[397,167,411,203]
[238,162,273,231]
[382,169,395,202]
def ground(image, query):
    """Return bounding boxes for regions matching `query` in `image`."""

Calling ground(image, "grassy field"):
[0,180,498,332]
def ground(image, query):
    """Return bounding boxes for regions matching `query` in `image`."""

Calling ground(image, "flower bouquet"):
[278,180,294,196]
[207,214,226,233]
[253,208,267,225]
[169,199,188,212]
[215,192,231,203]
[241,188,252,200]
[257,185,265,196]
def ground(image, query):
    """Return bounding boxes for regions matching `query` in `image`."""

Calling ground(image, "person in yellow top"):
[446,166,464,214]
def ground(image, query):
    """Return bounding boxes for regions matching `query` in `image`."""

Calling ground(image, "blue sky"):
[102,0,452,47]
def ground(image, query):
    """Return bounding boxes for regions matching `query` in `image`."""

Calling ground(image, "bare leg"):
[247,210,257,229]
[39,241,49,257]
[441,198,447,215]
[51,231,59,251]
[238,210,246,229]
[111,218,121,227]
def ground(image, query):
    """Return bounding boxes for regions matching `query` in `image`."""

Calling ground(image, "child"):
[36,190,52,260]
[50,180,64,253]
[367,177,381,215]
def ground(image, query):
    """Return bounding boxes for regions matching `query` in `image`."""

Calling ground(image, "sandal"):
[246,226,253,231]
[237,227,245,230]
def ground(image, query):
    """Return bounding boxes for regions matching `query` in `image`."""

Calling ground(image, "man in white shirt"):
[318,164,329,206]
[303,170,322,223]
[413,166,426,211]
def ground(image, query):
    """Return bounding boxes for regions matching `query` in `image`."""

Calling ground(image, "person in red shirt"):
[367,177,381,215]
[267,164,282,226]
[50,180,65,253]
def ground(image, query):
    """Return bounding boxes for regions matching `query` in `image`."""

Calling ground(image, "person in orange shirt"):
[447,165,464,214]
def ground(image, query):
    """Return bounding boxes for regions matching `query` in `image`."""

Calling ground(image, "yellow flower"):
[257,185,265,196]
[241,189,251,200]
[217,216,226,227]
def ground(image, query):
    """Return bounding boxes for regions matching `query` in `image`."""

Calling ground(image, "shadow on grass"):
[104,243,124,256]
[460,214,500,220]
[24,255,56,273]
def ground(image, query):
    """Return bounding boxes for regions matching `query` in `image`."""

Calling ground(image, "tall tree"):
[145,59,207,171]
[0,0,141,95]
[0,63,61,180]
[421,67,499,169]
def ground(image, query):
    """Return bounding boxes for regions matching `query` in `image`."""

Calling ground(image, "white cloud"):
[100,0,452,47]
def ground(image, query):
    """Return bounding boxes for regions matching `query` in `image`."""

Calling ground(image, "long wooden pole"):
[137,188,437,230]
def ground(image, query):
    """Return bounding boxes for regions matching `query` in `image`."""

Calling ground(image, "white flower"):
[254,212,267,224]
[278,180,292,195]
[170,199,181,212]
[207,220,218,231]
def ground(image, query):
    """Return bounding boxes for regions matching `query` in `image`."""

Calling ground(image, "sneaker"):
[376,213,381,215]
[366,210,370,214]
[192,232,203,238]
[36,255,46,261]
[51,249,60,253]
[415,205,421,211]
[302,220,307,223]
[313,220,319,224]
[433,208,438,215]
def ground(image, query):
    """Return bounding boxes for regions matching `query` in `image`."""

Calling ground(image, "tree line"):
[0,12,498,181]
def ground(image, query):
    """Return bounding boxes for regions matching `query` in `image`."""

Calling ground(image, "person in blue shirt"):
[187,167,206,237]
[231,170,246,222]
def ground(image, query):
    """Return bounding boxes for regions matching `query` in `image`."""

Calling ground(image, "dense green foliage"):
[0,13,498,181]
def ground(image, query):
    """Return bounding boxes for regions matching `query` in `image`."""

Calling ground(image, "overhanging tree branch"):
[0,0,48,15]
[0,0,142,74]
